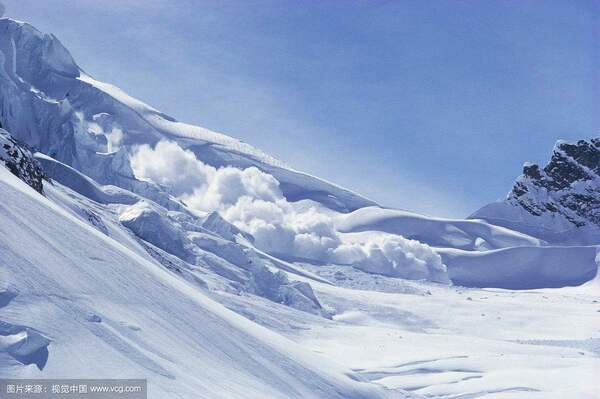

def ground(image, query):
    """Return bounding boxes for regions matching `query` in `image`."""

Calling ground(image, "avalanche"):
[0,14,598,399]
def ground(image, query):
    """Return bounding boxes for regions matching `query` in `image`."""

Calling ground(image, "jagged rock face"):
[0,127,45,193]
[508,138,600,228]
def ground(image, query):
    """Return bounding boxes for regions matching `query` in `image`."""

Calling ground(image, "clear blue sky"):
[3,0,597,217]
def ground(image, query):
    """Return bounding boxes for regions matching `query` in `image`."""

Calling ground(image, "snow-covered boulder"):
[202,211,253,242]
[119,201,187,258]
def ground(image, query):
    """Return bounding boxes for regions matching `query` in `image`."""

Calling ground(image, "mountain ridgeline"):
[472,138,600,244]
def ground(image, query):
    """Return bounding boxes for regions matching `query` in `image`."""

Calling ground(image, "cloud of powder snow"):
[130,140,448,282]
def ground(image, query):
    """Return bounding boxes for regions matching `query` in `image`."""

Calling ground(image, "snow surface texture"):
[0,14,598,399]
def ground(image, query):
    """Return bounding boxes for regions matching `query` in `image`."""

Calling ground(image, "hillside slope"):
[0,159,400,398]
[0,17,375,213]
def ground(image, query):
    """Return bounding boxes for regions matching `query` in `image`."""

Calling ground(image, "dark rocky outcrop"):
[0,128,46,193]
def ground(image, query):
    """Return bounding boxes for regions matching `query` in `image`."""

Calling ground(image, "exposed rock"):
[472,138,600,243]
[0,128,46,193]
[508,139,600,227]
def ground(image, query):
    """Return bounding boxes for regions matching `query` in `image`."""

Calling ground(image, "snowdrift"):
[438,245,599,289]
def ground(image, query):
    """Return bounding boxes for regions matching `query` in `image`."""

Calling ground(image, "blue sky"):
[3,0,597,217]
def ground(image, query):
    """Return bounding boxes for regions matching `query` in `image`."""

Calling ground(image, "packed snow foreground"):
[0,17,598,399]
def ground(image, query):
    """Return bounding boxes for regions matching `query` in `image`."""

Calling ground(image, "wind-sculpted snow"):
[336,206,543,250]
[438,246,599,289]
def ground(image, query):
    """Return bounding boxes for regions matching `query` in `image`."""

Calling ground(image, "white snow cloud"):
[129,140,448,282]
[130,140,213,196]
[332,236,449,283]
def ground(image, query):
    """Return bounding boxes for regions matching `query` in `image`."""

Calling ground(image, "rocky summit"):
[472,138,600,244]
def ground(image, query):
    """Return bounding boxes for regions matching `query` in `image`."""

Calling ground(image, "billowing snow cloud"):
[130,140,213,196]
[130,140,337,259]
[130,140,448,282]
[332,236,449,283]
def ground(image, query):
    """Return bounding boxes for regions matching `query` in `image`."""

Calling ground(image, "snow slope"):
[2,15,596,290]
[0,17,375,213]
[288,268,600,399]
[0,13,598,399]
[0,159,400,399]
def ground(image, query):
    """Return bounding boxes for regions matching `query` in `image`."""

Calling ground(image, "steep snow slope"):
[0,161,400,399]
[2,15,596,291]
[472,138,600,244]
[0,18,374,213]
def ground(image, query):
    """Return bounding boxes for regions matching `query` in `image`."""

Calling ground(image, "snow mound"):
[336,207,543,250]
[438,245,599,289]
[0,321,50,371]
[471,138,600,244]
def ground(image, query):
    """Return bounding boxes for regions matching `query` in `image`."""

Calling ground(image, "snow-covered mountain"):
[0,15,598,399]
[472,138,600,244]
[0,18,374,213]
